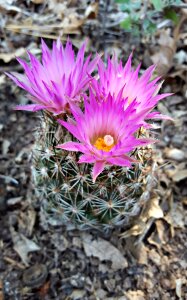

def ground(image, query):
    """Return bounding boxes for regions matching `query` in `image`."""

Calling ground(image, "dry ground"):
[0,1,187,299]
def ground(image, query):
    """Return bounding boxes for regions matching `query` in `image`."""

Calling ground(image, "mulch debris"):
[0,1,187,299]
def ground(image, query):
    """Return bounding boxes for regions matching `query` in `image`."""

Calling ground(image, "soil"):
[0,1,187,299]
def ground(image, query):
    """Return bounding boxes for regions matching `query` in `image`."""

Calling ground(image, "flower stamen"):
[94,134,114,152]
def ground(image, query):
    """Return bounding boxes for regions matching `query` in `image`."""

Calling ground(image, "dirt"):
[0,1,187,299]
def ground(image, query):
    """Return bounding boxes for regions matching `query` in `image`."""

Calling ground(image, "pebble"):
[95,288,107,299]
[70,289,86,300]
[70,275,85,288]
[161,278,172,290]
[0,197,7,211]
[165,148,185,161]
[171,135,184,147]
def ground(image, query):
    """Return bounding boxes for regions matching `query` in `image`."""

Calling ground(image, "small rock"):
[70,289,86,300]
[125,290,145,300]
[70,275,85,288]
[123,277,132,289]
[99,263,109,273]
[0,197,7,211]
[7,197,23,206]
[51,233,68,251]
[104,279,116,292]
[2,139,11,155]
[165,148,185,161]
[171,135,184,147]
[143,277,154,290]
[72,237,82,248]
[161,278,172,290]
[0,124,4,132]
[95,288,107,299]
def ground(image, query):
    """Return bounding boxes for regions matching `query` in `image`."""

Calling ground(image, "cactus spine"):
[32,114,156,231]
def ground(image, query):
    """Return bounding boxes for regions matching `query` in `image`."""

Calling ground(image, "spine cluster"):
[33,116,155,230]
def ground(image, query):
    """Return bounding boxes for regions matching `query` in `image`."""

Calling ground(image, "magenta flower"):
[6,39,99,115]
[56,92,156,182]
[91,54,171,121]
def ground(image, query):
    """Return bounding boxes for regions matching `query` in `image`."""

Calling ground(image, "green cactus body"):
[32,114,156,231]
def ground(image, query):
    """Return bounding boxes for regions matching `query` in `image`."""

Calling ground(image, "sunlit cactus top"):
[91,55,171,121]
[57,92,156,182]
[6,39,99,115]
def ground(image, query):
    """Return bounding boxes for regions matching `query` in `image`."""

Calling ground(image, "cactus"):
[7,38,171,231]
[31,113,156,230]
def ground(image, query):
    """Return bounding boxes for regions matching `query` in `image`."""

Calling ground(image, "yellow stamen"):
[94,135,115,152]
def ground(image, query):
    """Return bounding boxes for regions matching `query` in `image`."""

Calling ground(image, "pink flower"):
[57,92,156,182]
[6,39,99,115]
[91,54,171,121]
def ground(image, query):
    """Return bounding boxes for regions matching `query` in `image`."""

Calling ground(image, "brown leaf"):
[175,278,183,299]
[82,233,128,270]
[151,29,176,75]
[147,197,164,219]
[10,227,40,265]
[173,169,187,182]
[148,248,161,266]
[0,47,25,63]
[120,221,146,238]
[38,281,50,298]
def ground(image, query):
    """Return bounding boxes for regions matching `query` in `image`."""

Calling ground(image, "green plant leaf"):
[151,0,164,11]
[120,16,132,30]
[115,0,130,3]
[164,8,179,25]
[143,19,157,34]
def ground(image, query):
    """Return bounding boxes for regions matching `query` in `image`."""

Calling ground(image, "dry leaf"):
[31,0,44,3]
[151,29,176,75]
[169,203,185,229]
[175,278,182,299]
[10,227,40,265]
[85,2,98,18]
[173,169,187,182]
[0,47,25,63]
[120,221,146,238]
[148,219,167,248]
[82,233,128,270]
[148,249,161,266]
[165,162,187,182]
[147,197,164,219]
[137,243,148,265]
[18,209,36,237]
[0,279,3,300]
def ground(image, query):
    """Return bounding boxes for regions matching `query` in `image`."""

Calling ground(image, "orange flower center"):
[94,134,115,152]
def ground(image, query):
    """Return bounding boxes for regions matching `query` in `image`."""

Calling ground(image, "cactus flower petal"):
[6,38,99,115]
[57,92,157,181]
[91,54,171,122]
[14,104,50,112]
[92,161,105,183]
